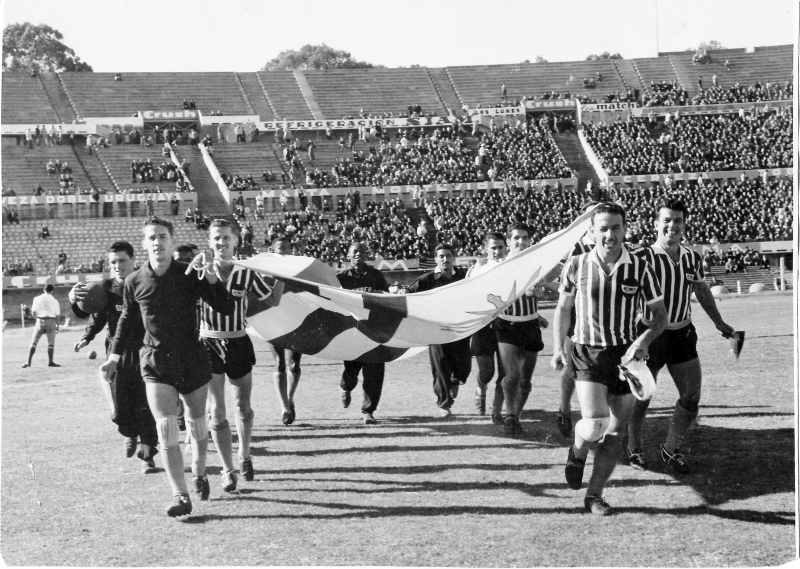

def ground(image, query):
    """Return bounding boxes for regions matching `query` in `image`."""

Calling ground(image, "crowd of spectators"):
[702,247,771,274]
[585,107,793,175]
[612,177,793,245]
[692,80,792,105]
[3,258,35,276]
[642,81,691,107]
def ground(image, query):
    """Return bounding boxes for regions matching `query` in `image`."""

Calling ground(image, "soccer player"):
[22,283,61,368]
[554,232,596,437]
[467,232,507,424]
[626,199,734,474]
[69,241,158,473]
[100,217,235,517]
[201,219,274,489]
[267,236,303,426]
[410,243,471,417]
[496,223,548,436]
[551,203,667,515]
[337,242,389,425]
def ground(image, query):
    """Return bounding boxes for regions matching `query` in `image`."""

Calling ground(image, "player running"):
[626,199,735,474]
[70,241,158,473]
[267,236,303,426]
[201,219,274,488]
[409,243,471,417]
[551,203,667,515]
[467,232,507,424]
[101,217,235,517]
[495,223,548,436]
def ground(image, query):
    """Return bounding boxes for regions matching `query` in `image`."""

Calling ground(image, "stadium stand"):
[2,74,60,124]
[584,107,793,175]
[1,46,794,276]
[303,67,443,119]
[256,71,315,120]
[445,60,626,108]
[58,72,251,117]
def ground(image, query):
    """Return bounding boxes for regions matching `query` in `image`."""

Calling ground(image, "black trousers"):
[112,349,158,447]
[341,361,385,414]
[429,338,472,409]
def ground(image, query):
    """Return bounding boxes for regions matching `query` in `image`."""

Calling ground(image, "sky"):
[2,0,797,72]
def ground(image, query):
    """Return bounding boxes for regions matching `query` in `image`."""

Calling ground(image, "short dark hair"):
[434,243,455,255]
[506,222,530,238]
[660,198,689,219]
[142,216,174,237]
[591,202,626,225]
[44,284,54,293]
[175,244,194,255]
[271,236,290,247]
[108,241,134,258]
[209,218,233,229]
[483,231,506,245]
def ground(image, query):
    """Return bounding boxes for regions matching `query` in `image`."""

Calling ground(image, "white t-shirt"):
[32,292,60,318]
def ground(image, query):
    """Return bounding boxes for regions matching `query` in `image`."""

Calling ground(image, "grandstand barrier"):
[259,116,461,131]
[685,240,793,255]
[579,99,792,123]
[168,147,194,192]
[525,100,577,110]
[199,112,260,126]
[224,178,579,214]
[469,104,526,117]
[610,168,792,186]
[575,104,610,187]
[4,272,107,289]
[2,123,96,136]
[2,191,196,219]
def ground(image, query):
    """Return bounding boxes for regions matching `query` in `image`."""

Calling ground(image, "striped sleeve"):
[640,260,663,305]
[691,250,705,282]
[558,257,578,296]
[248,269,273,300]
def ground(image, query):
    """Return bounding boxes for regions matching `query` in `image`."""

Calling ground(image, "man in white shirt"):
[22,284,61,368]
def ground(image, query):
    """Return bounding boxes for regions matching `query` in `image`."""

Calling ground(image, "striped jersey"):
[560,247,663,347]
[199,265,272,337]
[634,244,704,329]
[500,251,539,322]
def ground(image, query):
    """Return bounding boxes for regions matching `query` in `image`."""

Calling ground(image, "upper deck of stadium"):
[1,45,792,122]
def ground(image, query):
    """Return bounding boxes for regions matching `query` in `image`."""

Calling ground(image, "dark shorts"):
[495,318,544,353]
[203,335,256,380]
[140,342,212,395]
[470,324,498,357]
[571,343,632,396]
[638,322,698,370]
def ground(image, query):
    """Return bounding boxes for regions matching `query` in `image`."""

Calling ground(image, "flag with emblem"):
[238,208,595,363]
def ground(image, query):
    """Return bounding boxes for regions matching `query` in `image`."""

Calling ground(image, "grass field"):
[1,293,796,566]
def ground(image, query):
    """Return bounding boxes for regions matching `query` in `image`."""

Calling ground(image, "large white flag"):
[237,208,593,362]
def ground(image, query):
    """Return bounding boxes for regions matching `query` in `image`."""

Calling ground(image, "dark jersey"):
[71,277,145,357]
[336,264,389,293]
[411,267,467,292]
[111,260,235,355]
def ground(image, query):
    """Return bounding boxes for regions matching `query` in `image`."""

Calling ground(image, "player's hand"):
[69,282,88,304]
[716,322,735,338]
[539,316,549,329]
[621,342,648,365]
[74,339,89,352]
[186,252,218,283]
[99,359,118,383]
[550,348,565,371]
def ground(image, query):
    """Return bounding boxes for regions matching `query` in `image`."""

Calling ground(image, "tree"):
[262,44,382,71]
[585,52,623,61]
[687,40,726,52]
[535,56,548,63]
[3,23,93,72]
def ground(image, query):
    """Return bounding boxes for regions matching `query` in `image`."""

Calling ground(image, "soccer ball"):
[77,282,108,314]
[87,351,97,360]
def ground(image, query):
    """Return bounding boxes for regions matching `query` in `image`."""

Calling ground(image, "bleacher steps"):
[234,73,257,116]
[427,68,463,115]
[179,146,231,216]
[552,132,601,197]
[292,71,324,120]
